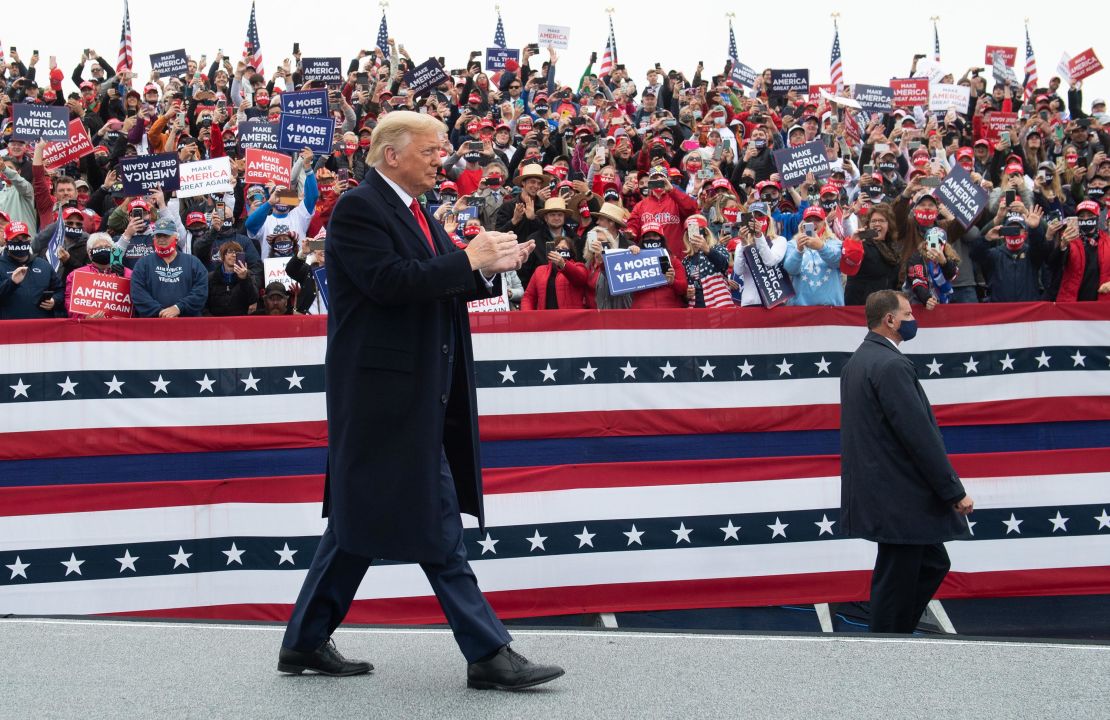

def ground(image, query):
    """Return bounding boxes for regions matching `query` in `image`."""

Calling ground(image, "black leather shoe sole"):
[467,668,565,690]
[277,661,373,677]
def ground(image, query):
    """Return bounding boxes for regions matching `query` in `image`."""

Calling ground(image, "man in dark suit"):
[840,290,975,633]
[279,111,564,690]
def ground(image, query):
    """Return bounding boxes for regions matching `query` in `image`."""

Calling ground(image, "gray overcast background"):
[8,0,1108,109]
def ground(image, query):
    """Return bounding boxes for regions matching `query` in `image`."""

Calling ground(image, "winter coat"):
[204,269,258,316]
[521,260,590,310]
[0,254,63,319]
[969,226,1049,303]
[840,332,970,544]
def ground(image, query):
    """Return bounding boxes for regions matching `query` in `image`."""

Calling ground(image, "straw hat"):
[536,197,580,222]
[513,163,555,185]
[595,202,629,227]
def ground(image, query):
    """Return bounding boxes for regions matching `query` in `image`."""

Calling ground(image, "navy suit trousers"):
[282,451,512,663]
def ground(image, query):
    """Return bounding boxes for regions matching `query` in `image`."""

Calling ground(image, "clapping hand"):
[464,230,531,274]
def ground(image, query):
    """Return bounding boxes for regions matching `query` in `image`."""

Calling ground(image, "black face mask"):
[878,161,898,173]
[63,226,85,242]
[534,105,548,114]
[640,187,650,198]
[440,194,457,205]
[641,238,663,249]
[463,152,481,164]
[6,242,31,261]
[558,249,573,260]
[753,139,767,150]
[820,200,838,214]
[90,247,112,265]
[1087,186,1106,203]
[650,147,666,159]
[1078,216,1100,237]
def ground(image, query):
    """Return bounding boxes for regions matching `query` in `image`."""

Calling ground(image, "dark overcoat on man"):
[839,332,970,544]
[323,167,498,564]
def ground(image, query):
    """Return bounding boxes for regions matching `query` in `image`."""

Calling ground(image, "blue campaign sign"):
[313,265,329,311]
[486,47,520,72]
[279,89,328,118]
[603,248,670,295]
[12,103,70,141]
[277,113,333,154]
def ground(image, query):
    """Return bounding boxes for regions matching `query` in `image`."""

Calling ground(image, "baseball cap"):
[151,217,178,236]
[185,211,208,227]
[4,221,31,241]
[264,281,289,298]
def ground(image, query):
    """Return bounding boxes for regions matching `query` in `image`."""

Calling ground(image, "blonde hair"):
[682,215,718,256]
[368,111,447,168]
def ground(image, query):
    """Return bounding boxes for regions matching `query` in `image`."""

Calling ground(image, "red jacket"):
[32,164,57,230]
[1057,231,1110,302]
[521,261,590,310]
[625,189,700,260]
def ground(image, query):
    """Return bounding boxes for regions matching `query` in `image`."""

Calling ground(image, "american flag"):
[115,0,132,75]
[3,308,1107,621]
[493,11,507,49]
[242,0,263,76]
[829,21,844,88]
[933,20,941,62]
[599,15,618,76]
[1023,25,1039,102]
[727,19,738,64]
[376,12,390,65]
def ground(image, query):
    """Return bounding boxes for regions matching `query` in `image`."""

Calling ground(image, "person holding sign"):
[583,203,638,309]
[731,202,788,307]
[279,112,561,690]
[520,237,589,310]
[783,206,844,306]
[65,232,131,318]
[245,149,318,257]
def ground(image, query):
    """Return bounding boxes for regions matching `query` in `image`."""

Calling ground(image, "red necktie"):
[409,199,436,255]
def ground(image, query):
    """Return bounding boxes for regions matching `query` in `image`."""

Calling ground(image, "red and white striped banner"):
[1,304,1108,622]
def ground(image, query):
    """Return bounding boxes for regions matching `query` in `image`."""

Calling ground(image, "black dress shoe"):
[278,638,373,676]
[467,645,564,690]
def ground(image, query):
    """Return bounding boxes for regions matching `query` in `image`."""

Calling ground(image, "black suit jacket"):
[322,168,498,562]
[839,332,969,544]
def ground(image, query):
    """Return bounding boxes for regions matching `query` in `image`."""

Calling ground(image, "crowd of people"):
[1,40,1108,319]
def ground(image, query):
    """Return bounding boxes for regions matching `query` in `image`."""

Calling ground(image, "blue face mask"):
[897,318,918,342]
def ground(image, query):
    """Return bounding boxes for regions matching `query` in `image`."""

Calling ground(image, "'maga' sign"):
[773,140,831,187]
[118,152,180,194]
[12,104,69,141]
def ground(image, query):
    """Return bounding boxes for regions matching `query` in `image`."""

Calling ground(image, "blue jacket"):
[0,254,63,319]
[773,199,811,239]
[783,235,844,306]
[970,225,1048,303]
[130,251,209,318]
